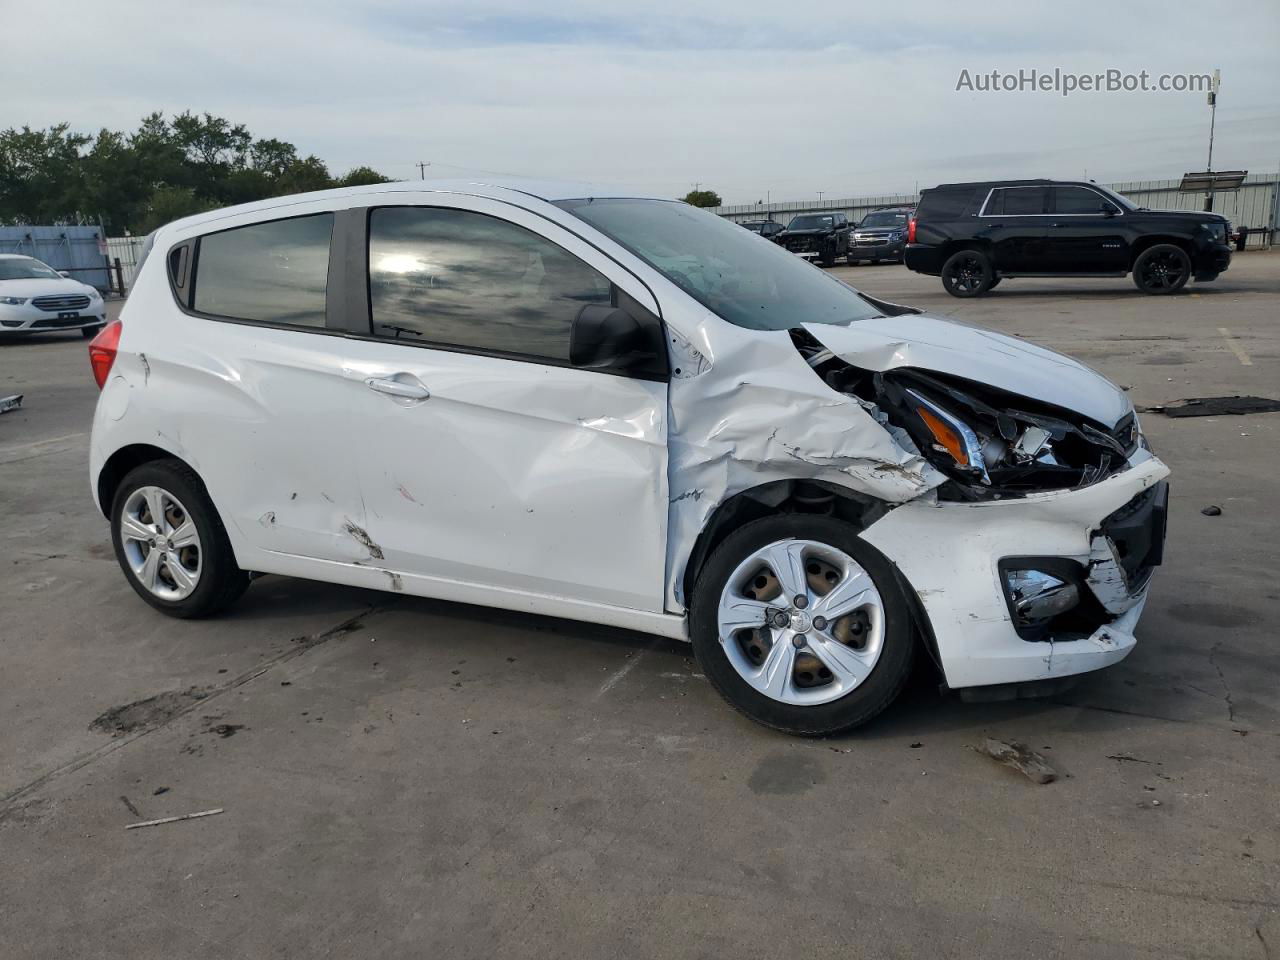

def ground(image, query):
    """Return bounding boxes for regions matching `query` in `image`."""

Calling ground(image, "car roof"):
[926,179,1093,191]
[158,177,669,236]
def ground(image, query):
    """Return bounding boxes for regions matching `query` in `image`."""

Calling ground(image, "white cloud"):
[4,0,1278,203]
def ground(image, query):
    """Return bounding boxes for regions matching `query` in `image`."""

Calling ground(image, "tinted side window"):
[193,214,333,326]
[916,189,975,221]
[368,207,612,362]
[990,187,1048,216]
[1054,187,1105,214]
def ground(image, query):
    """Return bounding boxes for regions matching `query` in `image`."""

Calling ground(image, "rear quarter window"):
[192,214,333,327]
[915,189,980,221]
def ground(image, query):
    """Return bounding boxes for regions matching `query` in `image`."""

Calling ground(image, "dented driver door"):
[331,197,670,613]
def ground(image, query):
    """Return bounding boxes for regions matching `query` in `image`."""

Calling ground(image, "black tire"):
[846,256,860,266]
[1132,244,1191,295]
[941,249,994,297]
[110,459,250,618]
[689,515,916,736]
[987,276,1002,290]
[80,324,105,339]
[820,251,836,267]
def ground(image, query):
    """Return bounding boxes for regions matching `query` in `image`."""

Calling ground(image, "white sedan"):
[0,254,108,337]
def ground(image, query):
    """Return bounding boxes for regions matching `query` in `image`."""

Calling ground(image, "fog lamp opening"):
[997,558,1106,643]
[1006,569,1080,623]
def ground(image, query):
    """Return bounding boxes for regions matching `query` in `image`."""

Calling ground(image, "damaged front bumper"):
[859,453,1170,689]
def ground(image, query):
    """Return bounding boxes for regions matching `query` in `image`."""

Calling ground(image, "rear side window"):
[915,189,977,221]
[985,187,1048,216]
[368,207,612,362]
[193,214,333,327]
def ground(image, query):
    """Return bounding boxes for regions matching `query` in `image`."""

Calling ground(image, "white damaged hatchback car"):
[88,180,1169,735]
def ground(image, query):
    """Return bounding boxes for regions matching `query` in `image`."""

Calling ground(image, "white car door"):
[329,196,670,613]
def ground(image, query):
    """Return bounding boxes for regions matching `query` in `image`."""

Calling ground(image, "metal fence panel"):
[0,225,111,289]
[105,235,149,289]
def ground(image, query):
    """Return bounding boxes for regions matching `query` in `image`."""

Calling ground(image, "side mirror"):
[57,270,72,278]
[570,303,668,380]
[1101,202,1119,217]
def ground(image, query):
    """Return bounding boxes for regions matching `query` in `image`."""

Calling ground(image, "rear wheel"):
[941,249,994,297]
[1132,244,1190,294]
[690,515,915,736]
[80,324,105,339]
[988,276,1002,290]
[110,459,249,618]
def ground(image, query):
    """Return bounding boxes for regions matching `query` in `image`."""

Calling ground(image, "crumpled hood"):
[804,313,1131,427]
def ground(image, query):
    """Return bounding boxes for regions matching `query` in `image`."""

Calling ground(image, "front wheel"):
[80,324,105,339]
[1132,244,1190,294]
[110,459,250,618]
[690,516,915,736]
[941,249,994,297]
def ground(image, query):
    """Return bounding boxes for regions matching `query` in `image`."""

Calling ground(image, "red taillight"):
[88,320,123,389]
[907,217,917,244]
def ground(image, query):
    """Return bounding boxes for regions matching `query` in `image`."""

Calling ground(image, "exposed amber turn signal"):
[917,405,970,467]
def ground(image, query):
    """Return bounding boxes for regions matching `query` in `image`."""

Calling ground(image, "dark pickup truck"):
[905,179,1233,296]
[776,213,850,266]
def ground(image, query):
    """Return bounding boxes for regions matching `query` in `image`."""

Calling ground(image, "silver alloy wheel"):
[119,485,202,601]
[716,538,885,706]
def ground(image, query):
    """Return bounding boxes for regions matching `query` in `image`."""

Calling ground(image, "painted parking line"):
[1218,327,1253,366]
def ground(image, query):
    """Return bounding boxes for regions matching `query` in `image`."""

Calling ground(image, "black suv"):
[905,179,1233,297]
[848,206,913,264]
[776,213,850,266]
[740,219,786,240]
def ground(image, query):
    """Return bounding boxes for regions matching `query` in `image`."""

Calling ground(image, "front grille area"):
[31,316,92,329]
[785,238,817,253]
[1100,481,1168,585]
[32,294,90,312]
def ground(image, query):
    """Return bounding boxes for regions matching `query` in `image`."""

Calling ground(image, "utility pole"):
[817,191,824,204]
[416,161,430,180]
[1205,69,1220,212]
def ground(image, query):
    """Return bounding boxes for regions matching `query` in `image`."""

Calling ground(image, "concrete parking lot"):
[2,255,1277,959]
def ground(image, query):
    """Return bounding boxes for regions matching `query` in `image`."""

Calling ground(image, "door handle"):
[365,376,431,401]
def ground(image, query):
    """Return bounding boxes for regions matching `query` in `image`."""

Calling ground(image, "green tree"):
[682,189,722,208]
[136,185,216,234]
[0,124,90,223]
[272,155,334,196]
[338,165,392,187]
[0,112,392,233]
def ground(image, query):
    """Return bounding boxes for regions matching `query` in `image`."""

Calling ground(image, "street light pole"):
[1205,69,1220,212]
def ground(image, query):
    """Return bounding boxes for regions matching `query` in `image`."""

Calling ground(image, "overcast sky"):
[6,0,1279,204]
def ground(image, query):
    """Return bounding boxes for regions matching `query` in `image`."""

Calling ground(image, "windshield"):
[556,199,881,331]
[742,222,765,232]
[787,215,834,230]
[0,257,62,281]
[859,211,909,228]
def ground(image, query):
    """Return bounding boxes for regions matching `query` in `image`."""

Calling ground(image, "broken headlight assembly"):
[791,329,1137,498]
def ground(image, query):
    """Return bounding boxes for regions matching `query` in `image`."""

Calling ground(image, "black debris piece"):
[1201,505,1222,516]
[1146,396,1280,418]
